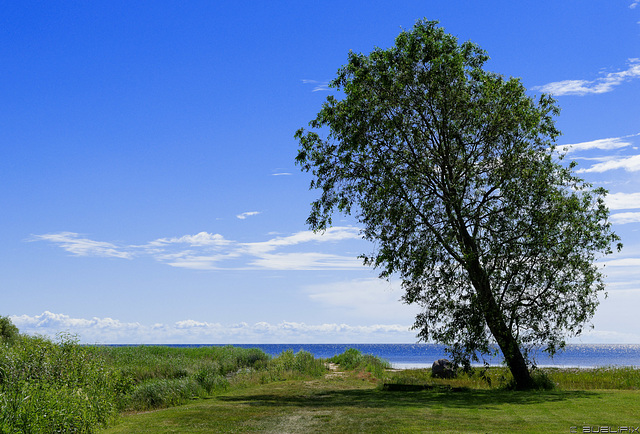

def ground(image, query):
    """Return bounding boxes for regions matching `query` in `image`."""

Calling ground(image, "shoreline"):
[392,362,640,369]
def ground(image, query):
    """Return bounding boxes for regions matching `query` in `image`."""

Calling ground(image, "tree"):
[295,20,621,389]
[0,315,20,345]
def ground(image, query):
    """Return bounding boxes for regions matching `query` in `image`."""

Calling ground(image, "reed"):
[0,333,123,433]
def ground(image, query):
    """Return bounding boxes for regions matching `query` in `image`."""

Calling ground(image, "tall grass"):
[87,345,271,411]
[328,348,391,378]
[230,349,328,387]
[0,333,123,433]
[545,366,640,390]
[382,365,640,391]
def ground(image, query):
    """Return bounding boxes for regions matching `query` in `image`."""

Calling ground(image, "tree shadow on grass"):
[219,387,599,411]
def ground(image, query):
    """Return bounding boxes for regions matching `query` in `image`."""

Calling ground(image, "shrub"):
[329,348,363,370]
[328,348,391,378]
[0,333,121,432]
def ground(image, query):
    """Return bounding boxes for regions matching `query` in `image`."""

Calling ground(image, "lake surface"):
[155,343,640,369]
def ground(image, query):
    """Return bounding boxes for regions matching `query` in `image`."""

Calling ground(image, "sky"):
[1,1,639,344]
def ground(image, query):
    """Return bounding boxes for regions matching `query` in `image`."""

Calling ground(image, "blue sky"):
[2,1,639,344]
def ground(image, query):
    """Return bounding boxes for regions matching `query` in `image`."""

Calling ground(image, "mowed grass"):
[102,370,640,433]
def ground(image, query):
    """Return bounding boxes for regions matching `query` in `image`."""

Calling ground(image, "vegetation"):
[2,317,639,432]
[0,315,19,345]
[0,319,329,432]
[328,347,391,378]
[105,367,640,433]
[295,19,621,389]
[0,332,123,433]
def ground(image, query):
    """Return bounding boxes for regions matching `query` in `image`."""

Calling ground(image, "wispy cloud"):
[534,58,640,96]
[248,252,362,270]
[29,232,133,259]
[577,154,640,173]
[271,168,292,176]
[302,79,330,92]
[631,1,639,9]
[605,192,640,210]
[610,212,640,225]
[31,226,365,271]
[561,133,640,153]
[10,311,413,344]
[148,232,232,247]
[236,211,261,220]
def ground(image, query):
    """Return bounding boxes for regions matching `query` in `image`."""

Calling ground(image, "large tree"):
[295,20,621,389]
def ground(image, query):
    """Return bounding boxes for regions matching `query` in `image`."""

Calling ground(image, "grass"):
[102,370,640,433]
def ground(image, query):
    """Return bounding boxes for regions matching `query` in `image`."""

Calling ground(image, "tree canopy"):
[295,20,621,389]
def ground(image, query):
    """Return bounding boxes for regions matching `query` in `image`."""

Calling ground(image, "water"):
[154,343,640,369]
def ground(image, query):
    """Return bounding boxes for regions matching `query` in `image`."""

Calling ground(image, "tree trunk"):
[467,257,533,390]
[451,195,534,389]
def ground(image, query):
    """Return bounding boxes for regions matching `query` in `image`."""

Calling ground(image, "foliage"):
[328,348,391,377]
[0,315,19,345]
[295,19,621,389]
[0,333,122,433]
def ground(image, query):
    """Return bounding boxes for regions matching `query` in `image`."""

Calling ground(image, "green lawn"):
[102,372,640,433]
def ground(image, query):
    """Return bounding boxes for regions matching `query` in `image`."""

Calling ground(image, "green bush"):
[329,348,363,370]
[0,333,122,433]
[328,348,391,377]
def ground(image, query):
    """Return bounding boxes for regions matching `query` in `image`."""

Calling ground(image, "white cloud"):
[248,252,363,270]
[236,211,261,220]
[302,79,330,92]
[242,226,361,256]
[610,212,640,224]
[631,1,639,9]
[31,226,366,271]
[600,258,640,267]
[149,232,232,247]
[577,154,640,173]
[29,232,132,259]
[10,311,414,344]
[164,252,242,270]
[561,133,640,153]
[534,58,640,96]
[605,192,640,210]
